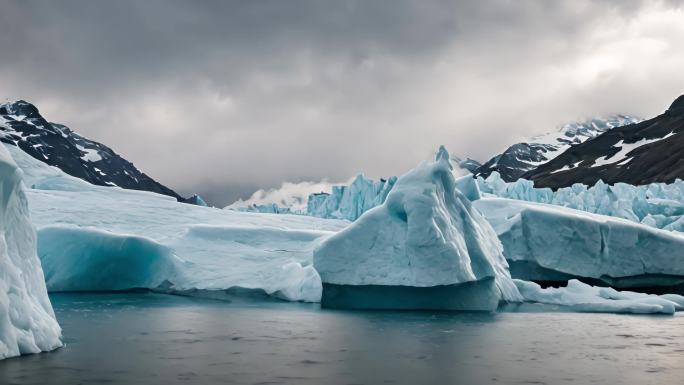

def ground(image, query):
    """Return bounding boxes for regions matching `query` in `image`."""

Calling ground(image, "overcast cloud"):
[2,0,684,205]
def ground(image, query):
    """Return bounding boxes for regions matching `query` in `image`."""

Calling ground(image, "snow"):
[76,144,103,162]
[591,132,675,167]
[0,144,62,360]
[4,143,348,302]
[474,197,684,288]
[506,115,642,169]
[314,146,522,310]
[550,161,583,174]
[514,279,684,314]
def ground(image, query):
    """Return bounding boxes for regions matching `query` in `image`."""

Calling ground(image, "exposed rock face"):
[525,96,684,188]
[0,100,193,203]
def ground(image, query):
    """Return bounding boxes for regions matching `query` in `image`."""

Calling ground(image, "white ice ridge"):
[474,197,684,288]
[515,279,684,314]
[5,143,349,302]
[314,146,522,310]
[477,172,684,233]
[0,145,62,360]
[304,171,684,235]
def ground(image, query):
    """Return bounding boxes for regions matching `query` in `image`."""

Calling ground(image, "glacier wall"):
[0,145,61,360]
[305,170,684,234]
[306,175,397,221]
[474,197,684,290]
[477,172,684,232]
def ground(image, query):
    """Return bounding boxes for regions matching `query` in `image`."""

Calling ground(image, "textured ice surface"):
[474,197,684,288]
[301,169,684,237]
[5,144,348,302]
[307,174,397,221]
[314,146,522,310]
[477,172,684,233]
[39,226,185,292]
[515,279,684,314]
[0,145,61,360]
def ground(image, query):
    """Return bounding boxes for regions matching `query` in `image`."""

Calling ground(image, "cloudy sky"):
[2,0,684,205]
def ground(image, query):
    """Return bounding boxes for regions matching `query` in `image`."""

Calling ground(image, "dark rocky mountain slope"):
[0,100,196,203]
[524,96,684,188]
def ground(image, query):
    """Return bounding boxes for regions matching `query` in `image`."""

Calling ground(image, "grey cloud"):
[1,0,683,205]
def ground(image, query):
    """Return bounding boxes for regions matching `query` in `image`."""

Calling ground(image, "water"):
[2,292,684,385]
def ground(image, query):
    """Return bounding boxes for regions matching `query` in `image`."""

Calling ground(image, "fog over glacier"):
[2,0,684,205]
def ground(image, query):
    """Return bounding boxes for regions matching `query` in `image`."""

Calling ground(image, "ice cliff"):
[0,144,61,360]
[314,146,522,311]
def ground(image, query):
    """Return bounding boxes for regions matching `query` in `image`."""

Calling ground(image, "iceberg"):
[38,226,185,292]
[314,146,522,311]
[0,145,61,360]
[474,197,684,290]
[5,143,348,302]
[514,279,684,314]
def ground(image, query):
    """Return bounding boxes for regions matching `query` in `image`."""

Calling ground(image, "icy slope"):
[0,145,61,360]
[474,197,684,289]
[5,144,348,301]
[314,147,522,311]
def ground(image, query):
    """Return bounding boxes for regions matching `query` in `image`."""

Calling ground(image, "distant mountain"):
[474,115,642,181]
[451,156,482,173]
[0,100,195,203]
[524,96,684,188]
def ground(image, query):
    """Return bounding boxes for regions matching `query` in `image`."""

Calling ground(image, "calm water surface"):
[1,292,683,385]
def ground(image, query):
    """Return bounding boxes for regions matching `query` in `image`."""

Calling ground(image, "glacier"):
[314,146,522,311]
[0,144,62,360]
[473,197,684,290]
[5,144,348,302]
[5,140,684,314]
[477,171,684,233]
[305,170,684,235]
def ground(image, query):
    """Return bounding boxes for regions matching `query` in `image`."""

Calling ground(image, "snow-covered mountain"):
[0,100,195,203]
[525,96,684,188]
[474,115,642,181]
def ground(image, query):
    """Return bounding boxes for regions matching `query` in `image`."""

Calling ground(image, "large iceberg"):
[0,145,61,360]
[474,197,684,290]
[314,146,522,311]
[5,143,348,302]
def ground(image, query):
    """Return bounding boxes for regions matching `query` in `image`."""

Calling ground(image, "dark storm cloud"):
[1,0,683,205]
